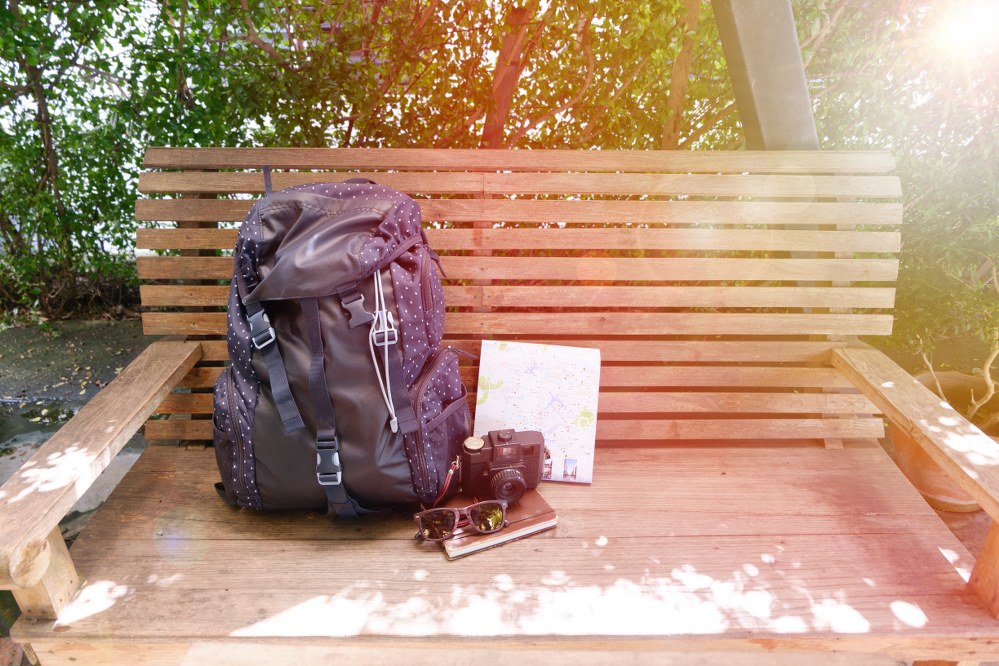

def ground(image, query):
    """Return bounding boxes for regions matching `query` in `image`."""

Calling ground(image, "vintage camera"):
[460,429,545,503]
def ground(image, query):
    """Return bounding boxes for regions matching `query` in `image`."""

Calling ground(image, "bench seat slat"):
[24,445,994,662]
[136,199,903,227]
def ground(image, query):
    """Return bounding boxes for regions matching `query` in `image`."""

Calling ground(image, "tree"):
[797,0,998,398]
[1,1,740,319]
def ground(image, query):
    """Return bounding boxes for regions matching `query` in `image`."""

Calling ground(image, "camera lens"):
[490,468,527,503]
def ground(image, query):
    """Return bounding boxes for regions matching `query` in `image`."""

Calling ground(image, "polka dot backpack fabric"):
[212,176,470,518]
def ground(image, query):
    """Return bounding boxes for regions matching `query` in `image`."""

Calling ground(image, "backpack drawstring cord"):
[369,269,400,433]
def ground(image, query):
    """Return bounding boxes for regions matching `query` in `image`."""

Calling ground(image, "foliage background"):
[1,0,996,365]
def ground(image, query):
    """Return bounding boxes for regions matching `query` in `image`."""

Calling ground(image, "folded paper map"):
[474,340,601,484]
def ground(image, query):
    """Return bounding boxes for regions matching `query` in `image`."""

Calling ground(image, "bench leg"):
[970,521,999,619]
[10,528,80,620]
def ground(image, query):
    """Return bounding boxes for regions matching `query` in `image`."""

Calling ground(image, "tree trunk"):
[479,1,541,149]
[660,0,701,150]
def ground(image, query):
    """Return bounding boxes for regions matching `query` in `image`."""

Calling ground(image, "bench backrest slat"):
[136,149,901,447]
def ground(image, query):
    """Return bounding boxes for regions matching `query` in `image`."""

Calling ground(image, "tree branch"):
[238,0,293,70]
[801,1,850,69]
[679,100,737,148]
[0,83,31,109]
[507,13,596,145]
[579,51,653,145]
[660,0,701,150]
[967,329,998,423]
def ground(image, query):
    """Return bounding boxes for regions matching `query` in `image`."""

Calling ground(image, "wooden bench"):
[4,148,999,665]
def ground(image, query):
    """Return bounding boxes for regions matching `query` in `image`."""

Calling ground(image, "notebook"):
[440,489,558,560]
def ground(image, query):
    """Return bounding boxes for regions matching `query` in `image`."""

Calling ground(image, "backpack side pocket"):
[405,348,471,506]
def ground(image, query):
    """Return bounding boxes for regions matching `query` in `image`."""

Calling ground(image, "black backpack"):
[212,173,470,517]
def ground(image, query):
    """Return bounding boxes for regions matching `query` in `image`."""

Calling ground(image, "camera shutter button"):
[497,430,513,441]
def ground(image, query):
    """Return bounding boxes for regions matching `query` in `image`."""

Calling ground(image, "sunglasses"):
[413,500,509,542]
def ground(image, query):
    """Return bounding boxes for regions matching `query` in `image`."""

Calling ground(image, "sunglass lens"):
[468,502,505,533]
[419,510,456,541]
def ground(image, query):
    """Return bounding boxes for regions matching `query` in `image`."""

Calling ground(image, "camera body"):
[460,429,544,503]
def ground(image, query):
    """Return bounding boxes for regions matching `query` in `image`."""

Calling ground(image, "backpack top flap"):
[244,183,425,304]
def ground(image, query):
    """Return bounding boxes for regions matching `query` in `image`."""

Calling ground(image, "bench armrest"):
[832,345,999,519]
[0,340,202,589]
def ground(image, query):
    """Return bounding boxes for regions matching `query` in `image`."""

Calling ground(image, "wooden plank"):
[180,643,903,666]
[142,147,897,173]
[138,171,486,195]
[135,199,904,227]
[140,285,230,307]
[419,199,904,227]
[8,528,81,620]
[154,367,859,414]
[135,225,901,253]
[446,340,844,364]
[75,447,937,540]
[425,228,901,253]
[595,417,884,440]
[444,312,895,336]
[177,339,842,367]
[139,170,901,198]
[440,257,901,282]
[600,366,857,388]
[596,391,879,414]
[137,255,900,282]
[0,340,202,588]
[141,311,894,337]
[446,286,896,309]
[141,283,896,310]
[970,522,999,619]
[832,346,999,521]
[481,173,902,198]
[19,445,998,662]
[162,345,845,375]
[136,227,238,250]
[145,391,884,441]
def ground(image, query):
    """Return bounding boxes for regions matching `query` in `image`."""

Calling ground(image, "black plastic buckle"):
[249,310,276,350]
[316,438,342,486]
[340,290,375,328]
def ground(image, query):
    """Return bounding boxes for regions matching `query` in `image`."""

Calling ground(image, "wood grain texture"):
[142,283,897,310]
[134,199,904,227]
[136,226,901,253]
[137,170,902,198]
[832,346,999,520]
[141,311,895,337]
[136,254,900,282]
[0,341,202,588]
[8,528,80,620]
[178,643,904,666]
[14,445,998,663]
[970,522,999,619]
[143,414,884,443]
[142,147,897,173]
[140,283,897,310]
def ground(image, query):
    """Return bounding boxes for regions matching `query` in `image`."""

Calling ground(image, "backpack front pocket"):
[405,347,471,506]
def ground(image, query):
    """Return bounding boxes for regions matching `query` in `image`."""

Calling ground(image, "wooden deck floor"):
[15,444,999,665]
